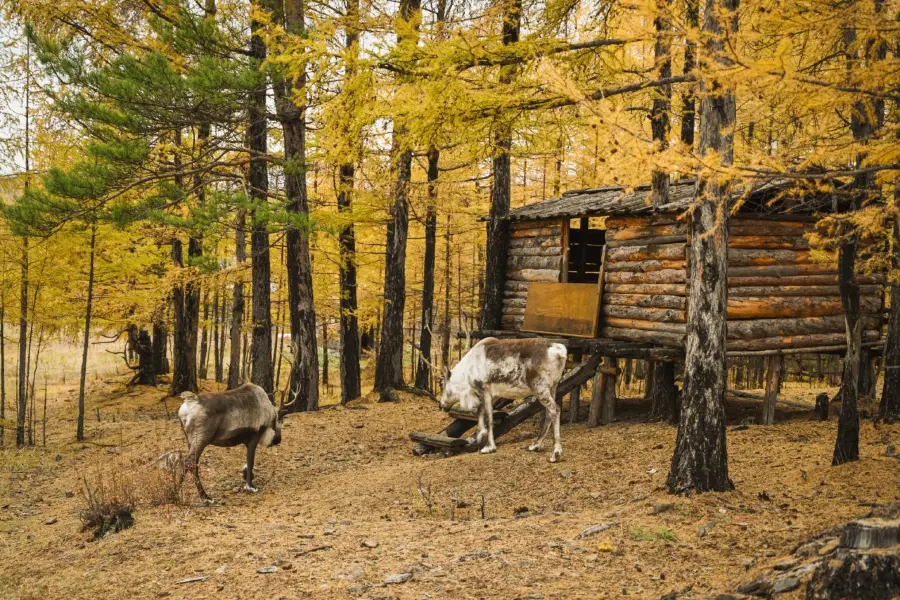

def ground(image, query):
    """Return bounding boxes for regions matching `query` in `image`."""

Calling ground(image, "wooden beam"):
[587,370,605,428]
[762,354,783,425]
[600,357,618,425]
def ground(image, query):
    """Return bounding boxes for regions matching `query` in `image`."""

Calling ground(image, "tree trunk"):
[680,0,698,149]
[666,0,737,494]
[76,225,96,441]
[648,361,677,423]
[16,238,27,447]
[880,220,900,422]
[228,210,246,389]
[373,0,420,397]
[649,0,671,208]
[276,0,319,412]
[199,290,210,380]
[170,238,200,395]
[480,0,520,330]
[249,5,273,396]
[833,235,861,464]
[414,148,440,391]
[213,286,223,382]
[0,290,5,447]
[321,319,328,393]
[336,0,362,405]
[441,213,453,372]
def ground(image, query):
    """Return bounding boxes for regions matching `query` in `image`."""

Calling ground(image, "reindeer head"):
[438,366,458,411]
[272,394,298,446]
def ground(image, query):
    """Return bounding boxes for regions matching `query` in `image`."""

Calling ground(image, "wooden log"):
[761,354,782,425]
[727,296,881,319]
[605,269,686,284]
[606,223,687,241]
[728,285,882,297]
[607,243,685,262]
[409,432,469,449]
[504,280,529,292]
[726,315,879,340]
[602,305,686,322]
[587,370,604,428]
[606,216,676,229]
[509,236,563,249]
[730,218,810,230]
[603,318,687,334]
[727,235,810,250]
[728,274,883,286]
[839,519,900,549]
[601,326,685,347]
[727,388,814,410]
[604,259,686,273]
[508,246,563,257]
[727,249,814,267]
[510,226,561,239]
[726,330,881,352]
[512,218,562,230]
[502,291,528,300]
[508,255,564,270]
[447,407,509,422]
[601,357,618,425]
[568,384,581,424]
[502,298,527,309]
[605,283,687,297]
[603,293,687,310]
[411,397,515,455]
[606,234,687,248]
[727,264,838,278]
[506,268,560,282]
[501,306,525,316]
[726,340,885,357]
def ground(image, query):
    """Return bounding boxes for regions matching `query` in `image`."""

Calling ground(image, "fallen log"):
[726,388,814,410]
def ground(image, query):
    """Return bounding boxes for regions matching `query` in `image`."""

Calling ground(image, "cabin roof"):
[507,178,804,221]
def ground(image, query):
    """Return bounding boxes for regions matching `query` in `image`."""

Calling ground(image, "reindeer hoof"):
[549,449,562,463]
[242,484,259,493]
[526,444,541,452]
[479,445,496,455]
[200,496,216,506]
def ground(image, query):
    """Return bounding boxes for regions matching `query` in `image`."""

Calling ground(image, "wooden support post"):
[569,385,581,424]
[588,370,604,428]
[762,354,783,425]
[601,357,618,425]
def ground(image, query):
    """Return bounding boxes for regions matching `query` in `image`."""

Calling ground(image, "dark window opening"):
[567,217,606,283]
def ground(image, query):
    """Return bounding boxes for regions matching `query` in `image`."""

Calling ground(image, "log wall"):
[502,218,565,330]
[599,216,885,351]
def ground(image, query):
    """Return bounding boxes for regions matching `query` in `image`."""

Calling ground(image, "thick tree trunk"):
[374,0,420,397]
[275,0,319,411]
[480,0,520,330]
[666,0,737,494]
[414,148,440,391]
[76,225,96,441]
[16,238,27,446]
[833,236,861,465]
[248,5,273,396]
[152,321,167,376]
[228,210,246,389]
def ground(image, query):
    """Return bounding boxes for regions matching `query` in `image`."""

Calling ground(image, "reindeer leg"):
[480,394,496,454]
[242,436,260,493]
[186,441,211,503]
[528,396,554,452]
[548,389,563,463]
[475,406,487,447]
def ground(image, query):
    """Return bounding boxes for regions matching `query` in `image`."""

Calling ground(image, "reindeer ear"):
[442,366,451,385]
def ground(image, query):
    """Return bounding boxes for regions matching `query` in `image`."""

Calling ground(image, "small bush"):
[630,527,678,542]
[79,471,136,540]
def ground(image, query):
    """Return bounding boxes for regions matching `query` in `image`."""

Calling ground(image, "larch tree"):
[667,0,737,494]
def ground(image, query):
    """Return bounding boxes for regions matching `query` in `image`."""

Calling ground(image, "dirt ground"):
[1,367,898,600]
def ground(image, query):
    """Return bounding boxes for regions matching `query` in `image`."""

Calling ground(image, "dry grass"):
[0,346,897,599]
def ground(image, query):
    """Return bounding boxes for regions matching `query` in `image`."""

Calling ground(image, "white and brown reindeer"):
[439,337,568,462]
[178,383,291,502]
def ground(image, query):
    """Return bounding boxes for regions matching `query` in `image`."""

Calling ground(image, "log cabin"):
[494,179,884,356]
[412,180,886,452]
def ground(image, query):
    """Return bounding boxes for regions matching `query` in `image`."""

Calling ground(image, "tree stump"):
[814,392,830,421]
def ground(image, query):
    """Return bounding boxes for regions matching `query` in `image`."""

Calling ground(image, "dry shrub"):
[79,448,188,540]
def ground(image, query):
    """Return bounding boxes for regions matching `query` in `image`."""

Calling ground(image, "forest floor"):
[0,360,898,600]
